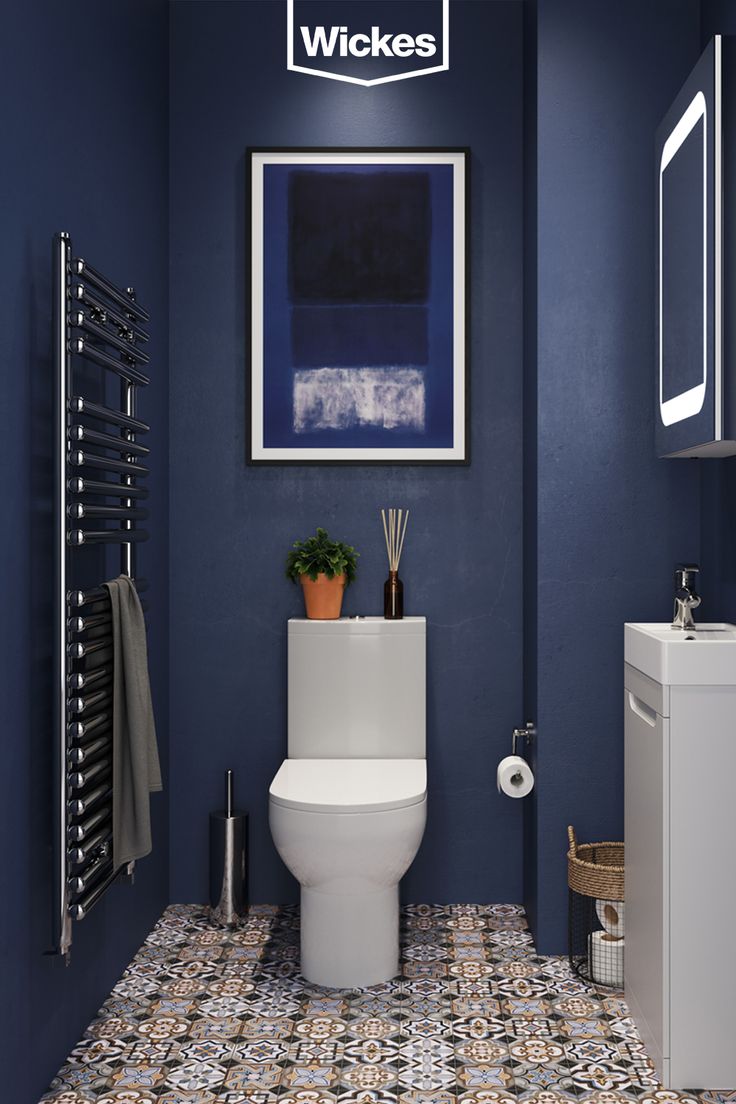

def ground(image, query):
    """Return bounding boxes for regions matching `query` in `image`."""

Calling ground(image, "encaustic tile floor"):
[41,904,734,1104]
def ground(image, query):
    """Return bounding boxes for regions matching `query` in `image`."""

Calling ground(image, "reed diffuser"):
[381,508,409,620]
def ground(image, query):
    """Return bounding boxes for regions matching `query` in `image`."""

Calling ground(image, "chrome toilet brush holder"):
[209,769,248,926]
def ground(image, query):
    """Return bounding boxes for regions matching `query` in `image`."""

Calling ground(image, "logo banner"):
[287,0,449,87]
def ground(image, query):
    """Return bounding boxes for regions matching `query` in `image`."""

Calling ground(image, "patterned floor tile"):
[156,1092,220,1104]
[346,1040,400,1065]
[39,903,729,1103]
[516,1093,578,1104]
[509,1065,578,1094]
[279,1091,338,1104]
[565,1040,622,1066]
[283,1063,341,1089]
[222,1061,283,1091]
[507,1039,567,1066]
[551,995,604,1019]
[403,1018,453,1041]
[109,1062,170,1089]
[456,1091,514,1104]
[577,1094,639,1104]
[454,1041,509,1067]
[398,1068,455,1093]
[400,1091,456,1104]
[558,1018,612,1041]
[46,1068,110,1094]
[338,1092,399,1104]
[569,1061,637,1093]
[502,998,551,1020]
[342,1063,398,1091]
[188,1015,244,1040]
[505,1017,557,1038]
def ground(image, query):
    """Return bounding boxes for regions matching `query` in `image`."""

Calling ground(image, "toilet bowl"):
[269,616,427,988]
[269,758,426,987]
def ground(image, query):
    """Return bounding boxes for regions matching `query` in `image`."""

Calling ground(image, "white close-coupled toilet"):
[269,616,427,988]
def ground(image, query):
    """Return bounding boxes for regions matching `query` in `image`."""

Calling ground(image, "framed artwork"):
[248,147,469,464]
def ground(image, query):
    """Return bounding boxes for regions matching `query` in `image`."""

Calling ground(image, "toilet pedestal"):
[301,886,399,988]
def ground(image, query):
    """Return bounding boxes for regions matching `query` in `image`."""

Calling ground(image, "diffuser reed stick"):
[381,508,409,571]
[381,508,409,619]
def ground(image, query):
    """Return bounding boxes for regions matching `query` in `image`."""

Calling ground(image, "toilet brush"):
[209,769,248,926]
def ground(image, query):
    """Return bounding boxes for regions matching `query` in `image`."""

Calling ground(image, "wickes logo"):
[288,0,449,87]
[300,25,437,61]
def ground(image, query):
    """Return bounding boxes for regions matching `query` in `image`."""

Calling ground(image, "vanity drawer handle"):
[628,691,657,727]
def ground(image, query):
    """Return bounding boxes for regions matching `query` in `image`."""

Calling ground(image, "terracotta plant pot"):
[300,573,346,620]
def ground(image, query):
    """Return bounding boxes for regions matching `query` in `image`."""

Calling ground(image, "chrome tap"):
[672,563,701,630]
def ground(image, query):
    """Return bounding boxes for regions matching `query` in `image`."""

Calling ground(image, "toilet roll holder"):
[512,722,536,757]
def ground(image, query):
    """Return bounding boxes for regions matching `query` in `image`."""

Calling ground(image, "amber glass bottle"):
[384,570,404,620]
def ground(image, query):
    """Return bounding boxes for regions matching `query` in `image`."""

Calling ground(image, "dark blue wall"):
[701,0,736,43]
[526,0,702,952]
[0,3,169,1100]
[168,0,525,905]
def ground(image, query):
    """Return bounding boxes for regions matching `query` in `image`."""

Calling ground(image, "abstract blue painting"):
[249,149,468,463]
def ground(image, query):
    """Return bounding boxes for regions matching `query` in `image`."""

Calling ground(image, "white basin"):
[625,622,736,685]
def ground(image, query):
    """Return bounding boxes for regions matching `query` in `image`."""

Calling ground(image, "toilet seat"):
[269,758,426,814]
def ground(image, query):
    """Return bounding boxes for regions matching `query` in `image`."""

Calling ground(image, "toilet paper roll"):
[497,755,534,798]
[596,898,625,938]
[589,929,624,987]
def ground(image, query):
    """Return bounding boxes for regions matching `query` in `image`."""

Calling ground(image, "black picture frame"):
[246,146,470,466]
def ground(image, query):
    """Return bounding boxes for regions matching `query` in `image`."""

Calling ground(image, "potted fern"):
[286,527,359,619]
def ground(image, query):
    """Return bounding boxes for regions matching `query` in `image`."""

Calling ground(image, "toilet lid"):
[269,758,426,814]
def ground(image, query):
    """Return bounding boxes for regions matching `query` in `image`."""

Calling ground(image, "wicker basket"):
[567,825,624,900]
[567,825,625,987]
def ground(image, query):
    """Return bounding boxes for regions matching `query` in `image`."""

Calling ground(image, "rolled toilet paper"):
[589,929,624,987]
[596,898,625,938]
[497,755,534,798]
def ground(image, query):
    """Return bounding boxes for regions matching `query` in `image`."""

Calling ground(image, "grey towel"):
[104,575,162,868]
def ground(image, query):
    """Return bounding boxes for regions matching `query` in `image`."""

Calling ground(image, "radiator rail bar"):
[69,286,149,344]
[69,337,150,386]
[69,449,149,476]
[69,864,120,920]
[68,805,112,843]
[69,424,150,456]
[67,578,148,608]
[68,735,111,766]
[68,309,150,364]
[71,257,150,322]
[67,477,149,500]
[69,396,149,434]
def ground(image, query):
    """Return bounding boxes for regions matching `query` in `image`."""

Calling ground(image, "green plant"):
[285,527,359,585]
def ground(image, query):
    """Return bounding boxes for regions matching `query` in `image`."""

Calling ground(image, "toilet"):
[269,616,427,988]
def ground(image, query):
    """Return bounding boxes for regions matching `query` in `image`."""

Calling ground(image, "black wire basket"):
[567,825,625,988]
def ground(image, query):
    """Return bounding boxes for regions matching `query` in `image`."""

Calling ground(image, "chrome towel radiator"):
[54,231,151,958]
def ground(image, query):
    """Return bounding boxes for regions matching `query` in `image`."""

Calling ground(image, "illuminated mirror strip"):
[659,90,707,427]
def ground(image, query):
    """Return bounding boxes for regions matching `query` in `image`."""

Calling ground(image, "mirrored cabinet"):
[656,35,736,457]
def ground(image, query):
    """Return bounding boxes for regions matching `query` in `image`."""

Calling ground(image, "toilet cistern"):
[671,563,700,630]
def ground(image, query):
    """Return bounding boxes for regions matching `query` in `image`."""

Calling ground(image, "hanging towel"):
[104,575,162,868]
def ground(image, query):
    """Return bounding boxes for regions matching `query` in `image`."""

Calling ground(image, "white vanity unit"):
[624,623,736,1089]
